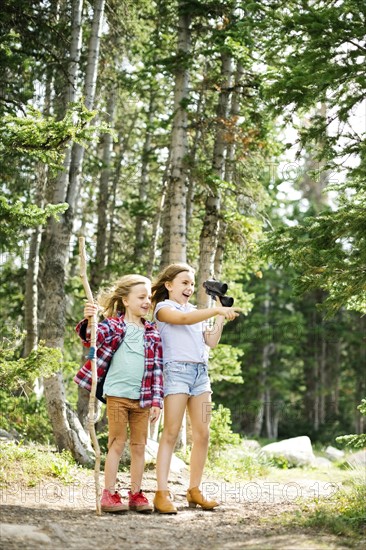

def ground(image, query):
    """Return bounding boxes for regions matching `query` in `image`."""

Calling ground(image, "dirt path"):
[0,468,354,549]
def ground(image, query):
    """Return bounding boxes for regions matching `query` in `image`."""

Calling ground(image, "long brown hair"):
[97,274,151,318]
[151,263,194,310]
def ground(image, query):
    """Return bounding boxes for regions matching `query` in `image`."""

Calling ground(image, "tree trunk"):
[23,164,47,360]
[134,91,155,264]
[164,3,191,265]
[197,52,233,307]
[213,62,243,279]
[66,0,105,224]
[319,337,327,425]
[299,107,330,431]
[253,403,264,438]
[159,162,172,270]
[158,3,192,449]
[45,372,94,462]
[186,81,205,231]
[54,0,84,203]
[259,286,276,438]
[107,113,139,268]
[40,0,105,462]
[91,84,116,289]
[355,316,365,433]
[265,386,273,439]
[147,179,167,278]
[23,45,55,361]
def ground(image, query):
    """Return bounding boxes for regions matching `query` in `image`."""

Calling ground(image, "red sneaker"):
[128,490,153,513]
[101,489,129,513]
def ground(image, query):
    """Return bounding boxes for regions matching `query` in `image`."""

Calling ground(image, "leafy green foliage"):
[0,198,68,250]
[0,102,100,167]
[336,400,366,449]
[0,340,63,393]
[261,190,366,315]
[0,391,53,444]
[0,0,67,117]
[249,0,366,316]
[209,403,241,459]
[259,0,366,167]
[209,343,244,383]
[0,0,364,455]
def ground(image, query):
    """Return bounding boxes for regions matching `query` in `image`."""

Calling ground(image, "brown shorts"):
[106,396,150,446]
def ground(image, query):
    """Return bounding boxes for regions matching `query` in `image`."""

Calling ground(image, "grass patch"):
[275,469,366,544]
[206,446,271,481]
[0,441,80,486]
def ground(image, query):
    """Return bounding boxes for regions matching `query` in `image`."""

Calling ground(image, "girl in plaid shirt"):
[74,274,163,513]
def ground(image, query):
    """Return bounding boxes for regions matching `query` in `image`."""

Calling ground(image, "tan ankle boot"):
[186,486,219,510]
[153,490,177,514]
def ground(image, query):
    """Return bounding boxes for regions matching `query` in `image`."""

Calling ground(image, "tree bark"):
[90,84,117,289]
[186,80,205,231]
[213,62,243,279]
[164,2,191,265]
[23,164,47,360]
[40,0,105,463]
[147,178,167,278]
[23,44,55,362]
[134,91,155,264]
[197,52,233,307]
[107,113,139,268]
[299,107,330,431]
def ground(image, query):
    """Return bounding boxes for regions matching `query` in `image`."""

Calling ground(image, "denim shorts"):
[163,361,212,397]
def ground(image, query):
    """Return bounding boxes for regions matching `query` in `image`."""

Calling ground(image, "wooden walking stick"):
[79,236,101,515]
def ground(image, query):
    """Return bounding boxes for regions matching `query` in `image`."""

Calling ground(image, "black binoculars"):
[202,279,234,307]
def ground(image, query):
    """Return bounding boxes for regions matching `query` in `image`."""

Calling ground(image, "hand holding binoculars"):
[202,279,234,307]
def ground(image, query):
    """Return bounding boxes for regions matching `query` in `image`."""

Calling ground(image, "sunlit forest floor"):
[1,443,364,549]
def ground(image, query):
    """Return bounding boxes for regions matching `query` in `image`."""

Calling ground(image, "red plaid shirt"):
[74,314,163,408]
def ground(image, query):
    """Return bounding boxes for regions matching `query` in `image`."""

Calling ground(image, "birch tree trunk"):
[213,62,243,279]
[65,0,105,225]
[23,164,47,361]
[23,30,56,362]
[163,2,191,265]
[134,91,155,264]
[158,3,192,450]
[197,52,233,307]
[39,0,105,463]
[107,113,139,267]
[90,84,116,289]
[147,178,167,278]
[261,287,274,438]
[186,82,205,231]
[159,167,172,269]
[54,0,84,203]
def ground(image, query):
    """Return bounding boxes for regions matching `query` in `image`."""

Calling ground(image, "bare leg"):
[156,394,189,490]
[104,436,125,493]
[187,392,211,489]
[130,444,145,493]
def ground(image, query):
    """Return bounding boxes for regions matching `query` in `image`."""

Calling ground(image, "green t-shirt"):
[103,323,145,399]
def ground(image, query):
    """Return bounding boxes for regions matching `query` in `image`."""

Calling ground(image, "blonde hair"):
[151,263,194,310]
[97,274,151,318]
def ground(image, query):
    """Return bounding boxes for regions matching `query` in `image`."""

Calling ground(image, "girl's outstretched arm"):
[156,305,240,325]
